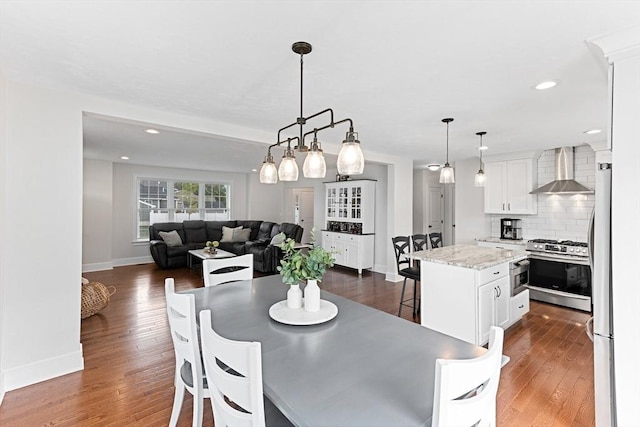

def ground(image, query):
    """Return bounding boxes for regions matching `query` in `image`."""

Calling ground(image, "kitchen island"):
[409,244,529,345]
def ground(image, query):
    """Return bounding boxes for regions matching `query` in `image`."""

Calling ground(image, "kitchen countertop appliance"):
[500,218,522,240]
[525,238,591,312]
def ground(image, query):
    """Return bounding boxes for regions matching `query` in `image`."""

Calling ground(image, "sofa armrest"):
[149,240,169,268]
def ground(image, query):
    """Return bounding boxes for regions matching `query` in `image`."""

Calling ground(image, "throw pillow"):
[221,226,242,242]
[158,230,183,247]
[270,232,286,246]
[232,228,252,242]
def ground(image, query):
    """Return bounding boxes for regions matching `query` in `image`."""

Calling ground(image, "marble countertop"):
[407,244,527,270]
[476,237,527,246]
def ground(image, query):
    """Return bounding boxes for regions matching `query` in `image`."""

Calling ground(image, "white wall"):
[246,173,285,222]
[82,159,114,271]
[1,78,84,391]
[0,73,7,403]
[454,158,490,244]
[488,145,595,242]
[413,169,425,234]
[0,76,414,393]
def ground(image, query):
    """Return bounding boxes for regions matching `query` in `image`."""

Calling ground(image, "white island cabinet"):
[409,244,529,346]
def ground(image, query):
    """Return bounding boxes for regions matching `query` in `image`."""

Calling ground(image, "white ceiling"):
[1,1,638,173]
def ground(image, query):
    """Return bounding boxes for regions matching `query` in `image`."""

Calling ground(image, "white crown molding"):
[482,149,543,163]
[588,26,640,62]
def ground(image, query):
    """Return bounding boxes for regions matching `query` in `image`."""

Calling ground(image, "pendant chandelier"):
[439,118,455,184]
[474,131,487,187]
[259,41,365,184]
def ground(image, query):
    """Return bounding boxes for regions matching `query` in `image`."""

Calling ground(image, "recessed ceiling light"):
[584,129,602,135]
[145,129,159,134]
[427,164,441,171]
[120,156,130,160]
[478,146,489,151]
[251,169,258,172]
[535,80,558,90]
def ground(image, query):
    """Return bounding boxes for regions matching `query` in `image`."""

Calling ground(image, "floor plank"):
[0,263,594,426]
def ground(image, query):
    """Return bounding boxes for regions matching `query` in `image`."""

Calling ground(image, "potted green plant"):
[277,228,334,311]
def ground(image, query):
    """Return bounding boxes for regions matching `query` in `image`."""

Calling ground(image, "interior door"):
[426,185,444,239]
[291,188,314,243]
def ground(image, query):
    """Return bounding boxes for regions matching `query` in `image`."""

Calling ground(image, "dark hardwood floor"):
[0,263,594,426]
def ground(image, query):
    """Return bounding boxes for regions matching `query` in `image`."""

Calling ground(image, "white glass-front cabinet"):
[325,180,375,234]
[484,158,537,214]
[323,180,376,274]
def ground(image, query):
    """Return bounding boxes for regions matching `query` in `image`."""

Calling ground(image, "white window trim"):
[134,177,232,241]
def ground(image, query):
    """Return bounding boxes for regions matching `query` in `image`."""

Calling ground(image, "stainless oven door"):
[527,253,592,312]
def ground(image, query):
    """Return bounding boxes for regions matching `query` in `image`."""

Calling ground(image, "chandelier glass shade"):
[302,137,326,178]
[278,148,299,181]
[259,41,364,184]
[474,131,487,187]
[439,118,455,184]
[259,151,278,184]
[337,131,364,175]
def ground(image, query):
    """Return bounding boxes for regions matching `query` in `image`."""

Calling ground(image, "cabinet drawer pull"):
[518,304,524,309]
[493,271,500,275]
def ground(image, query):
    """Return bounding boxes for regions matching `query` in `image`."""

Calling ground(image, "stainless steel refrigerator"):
[587,162,616,426]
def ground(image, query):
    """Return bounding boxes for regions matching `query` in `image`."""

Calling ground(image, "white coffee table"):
[187,248,235,271]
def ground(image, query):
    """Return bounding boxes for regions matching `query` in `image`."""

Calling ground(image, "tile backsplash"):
[490,145,595,242]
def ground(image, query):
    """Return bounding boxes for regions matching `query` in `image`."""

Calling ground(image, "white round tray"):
[268,300,338,326]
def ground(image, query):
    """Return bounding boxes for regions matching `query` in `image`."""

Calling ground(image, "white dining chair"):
[165,278,209,427]
[432,326,505,427]
[198,310,293,427]
[202,253,254,287]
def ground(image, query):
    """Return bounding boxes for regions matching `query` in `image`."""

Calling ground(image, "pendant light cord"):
[446,122,449,164]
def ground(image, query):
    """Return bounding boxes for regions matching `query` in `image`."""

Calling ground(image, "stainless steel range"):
[526,239,592,312]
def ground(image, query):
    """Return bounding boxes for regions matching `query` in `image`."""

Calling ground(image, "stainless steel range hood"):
[530,147,594,194]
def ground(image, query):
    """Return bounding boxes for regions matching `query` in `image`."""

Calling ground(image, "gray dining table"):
[184,275,485,427]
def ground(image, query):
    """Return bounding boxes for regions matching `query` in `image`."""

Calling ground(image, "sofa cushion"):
[150,222,185,242]
[270,232,286,246]
[158,230,183,247]
[205,221,238,242]
[218,241,247,255]
[232,228,251,242]
[221,225,242,242]
[237,220,263,240]
[182,220,206,243]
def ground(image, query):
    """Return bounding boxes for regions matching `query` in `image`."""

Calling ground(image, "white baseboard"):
[4,346,84,392]
[0,371,5,406]
[82,261,113,273]
[83,256,154,272]
[113,255,154,267]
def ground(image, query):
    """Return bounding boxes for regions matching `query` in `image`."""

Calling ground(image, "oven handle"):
[527,252,590,266]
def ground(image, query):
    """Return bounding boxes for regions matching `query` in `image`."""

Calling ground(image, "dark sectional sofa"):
[149,220,303,273]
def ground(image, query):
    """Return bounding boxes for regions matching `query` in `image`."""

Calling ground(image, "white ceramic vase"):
[304,279,321,312]
[287,284,303,309]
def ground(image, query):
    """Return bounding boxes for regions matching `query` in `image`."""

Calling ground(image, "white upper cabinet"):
[325,180,376,234]
[484,157,538,214]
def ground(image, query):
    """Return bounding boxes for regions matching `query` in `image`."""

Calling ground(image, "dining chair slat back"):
[432,326,504,427]
[165,278,208,427]
[203,254,254,287]
[199,309,267,427]
[429,232,443,249]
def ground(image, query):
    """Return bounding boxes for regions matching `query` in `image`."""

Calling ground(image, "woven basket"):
[81,281,116,319]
